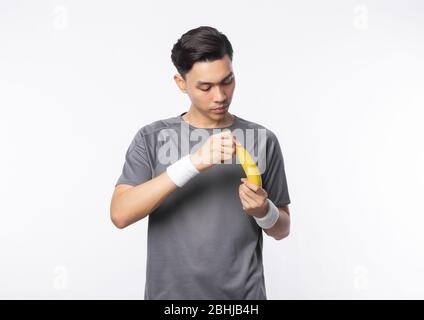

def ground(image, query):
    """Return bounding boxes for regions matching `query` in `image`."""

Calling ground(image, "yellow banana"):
[235,140,262,187]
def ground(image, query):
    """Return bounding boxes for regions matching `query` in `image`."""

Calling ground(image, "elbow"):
[110,204,129,229]
[111,215,128,229]
[110,195,149,229]
[274,231,290,241]
[110,212,128,229]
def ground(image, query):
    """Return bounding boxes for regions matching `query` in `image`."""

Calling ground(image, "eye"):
[200,87,211,92]
[223,77,234,85]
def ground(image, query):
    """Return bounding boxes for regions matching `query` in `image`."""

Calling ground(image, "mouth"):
[212,105,228,111]
[211,106,228,114]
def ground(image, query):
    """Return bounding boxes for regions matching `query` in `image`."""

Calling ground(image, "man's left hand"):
[238,178,269,218]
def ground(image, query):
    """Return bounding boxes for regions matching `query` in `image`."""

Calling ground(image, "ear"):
[174,74,187,93]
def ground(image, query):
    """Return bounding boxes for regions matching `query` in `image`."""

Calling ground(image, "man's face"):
[175,54,236,119]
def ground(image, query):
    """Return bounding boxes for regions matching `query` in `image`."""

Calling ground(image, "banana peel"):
[235,140,262,187]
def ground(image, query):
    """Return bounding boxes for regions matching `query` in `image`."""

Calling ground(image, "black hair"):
[171,26,233,80]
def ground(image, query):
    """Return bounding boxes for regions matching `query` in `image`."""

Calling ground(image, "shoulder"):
[125,116,180,152]
[235,115,279,142]
[137,115,180,138]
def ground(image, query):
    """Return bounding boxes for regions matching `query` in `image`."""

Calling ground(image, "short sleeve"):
[115,130,152,187]
[262,130,291,207]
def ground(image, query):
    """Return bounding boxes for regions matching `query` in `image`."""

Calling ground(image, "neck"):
[182,106,234,129]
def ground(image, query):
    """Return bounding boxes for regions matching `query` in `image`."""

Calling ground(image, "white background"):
[1,0,423,299]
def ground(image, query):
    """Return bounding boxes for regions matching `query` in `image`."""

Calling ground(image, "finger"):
[221,146,235,154]
[240,186,260,204]
[220,146,235,161]
[248,187,267,201]
[212,132,230,144]
[216,129,230,136]
[242,188,267,210]
[221,139,235,148]
[220,130,233,139]
[240,197,249,210]
[221,128,233,135]
[240,178,259,192]
[213,135,233,149]
[223,135,235,146]
[239,187,259,207]
[221,140,234,147]
[239,190,254,209]
[221,136,234,147]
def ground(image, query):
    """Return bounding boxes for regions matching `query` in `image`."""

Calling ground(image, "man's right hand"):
[190,130,236,172]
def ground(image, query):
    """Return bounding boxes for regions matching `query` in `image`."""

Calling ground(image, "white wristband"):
[254,199,280,229]
[166,154,200,187]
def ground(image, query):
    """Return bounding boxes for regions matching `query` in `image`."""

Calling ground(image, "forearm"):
[111,171,178,228]
[263,208,290,240]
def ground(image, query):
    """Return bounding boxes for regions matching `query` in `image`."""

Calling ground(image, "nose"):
[212,85,227,103]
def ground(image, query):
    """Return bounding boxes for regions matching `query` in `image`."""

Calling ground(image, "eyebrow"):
[196,72,234,86]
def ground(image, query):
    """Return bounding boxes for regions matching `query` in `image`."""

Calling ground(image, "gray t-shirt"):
[115,112,291,299]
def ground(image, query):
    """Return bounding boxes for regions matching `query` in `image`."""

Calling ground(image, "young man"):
[110,26,291,300]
